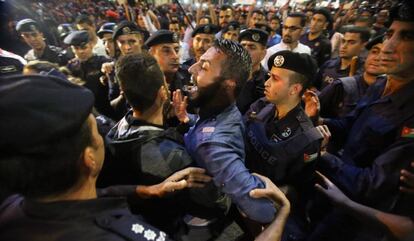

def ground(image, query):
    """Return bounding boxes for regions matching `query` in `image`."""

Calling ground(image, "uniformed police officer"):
[183,24,219,68]
[221,21,241,42]
[145,30,192,95]
[64,30,116,120]
[237,28,268,114]
[314,26,370,90]
[0,74,171,241]
[300,7,332,67]
[16,18,68,66]
[97,22,117,59]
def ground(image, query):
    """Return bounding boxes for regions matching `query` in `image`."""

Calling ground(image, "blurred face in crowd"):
[376,10,389,25]
[199,17,211,25]
[116,34,142,55]
[265,67,301,105]
[381,21,414,80]
[102,33,115,58]
[310,13,328,35]
[219,8,234,28]
[270,18,280,32]
[282,17,304,44]
[364,43,384,76]
[192,33,214,61]
[21,30,45,51]
[241,40,266,68]
[188,47,225,108]
[150,43,180,74]
[76,23,97,40]
[72,42,94,62]
[249,12,265,28]
[339,32,366,59]
[169,23,181,38]
[137,15,146,29]
[223,30,239,42]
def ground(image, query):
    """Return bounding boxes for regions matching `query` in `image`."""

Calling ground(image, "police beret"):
[16,18,40,33]
[268,51,317,82]
[222,21,240,33]
[57,23,74,40]
[313,7,333,30]
[145,30,179,48]
[191,24,219,37]
[365,34,384,50]
[97,22,116,38]
[254,23,272,34]
[239,28,269,46]
[112,21,145,40]
[64,30,90,47]
[0,75,94,154]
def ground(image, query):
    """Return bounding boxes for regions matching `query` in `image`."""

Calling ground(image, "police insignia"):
[252,33,260,42]
[274,55,284,67]
[401,126,414,138]
[281,127,291,138]
[122,27,131,34]
[229,25,234,31]
[315,42,320,47]
[204,25,211,33]
[172,33,179,42]
[202,127,215,133]
[30,25,37,32]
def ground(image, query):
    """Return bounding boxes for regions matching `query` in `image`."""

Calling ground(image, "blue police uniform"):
[300,32,332,68]
[0,195,170,241]
[311,77,414,241]
[184,104,276,224]
[24,45,69,66]
[314,57,364,90]
[236,66,267,114]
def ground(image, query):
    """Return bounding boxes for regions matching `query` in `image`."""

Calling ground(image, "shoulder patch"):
[401,126,414,138]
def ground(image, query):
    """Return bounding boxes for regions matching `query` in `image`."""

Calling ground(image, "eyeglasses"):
[21,32,40,38]
[282,26,302,32]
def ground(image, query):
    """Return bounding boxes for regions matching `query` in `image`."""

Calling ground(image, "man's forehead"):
[220,9,233,15]
[343,32,362,40]
[194,33,214,40]
[285,17,301,26]
[201,47,224,61]
[117,34,141,41]
[389,20,414,31]
[157,43,179,49]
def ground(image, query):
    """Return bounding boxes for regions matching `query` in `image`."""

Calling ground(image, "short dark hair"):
[199,15,213,24]
[213,39,252,96]
[115,53,164,112]
[0,119,92,199]
[220,5,234,13]
[389,0,414,23]
[24,60,59,73]
[76,14,94,26]
[354,17,373,26]
[289,72,309,96]
[287,12,307,27]
[344,26,371,42]
[271,15,280,22]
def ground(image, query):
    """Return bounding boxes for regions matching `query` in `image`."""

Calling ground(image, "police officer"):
[0,48,26,76]
[16,18,68,66]
[183,24,219,68]
[221,21,241,42]
[0,74,170,241]
[314,26,370,90]
[64,30,116,120]
[244,50,322,187]
[75,15,107,57]
[237,28,268,114]
[97,22,116,59]
[300,7,332,67]
[145,30,192,95]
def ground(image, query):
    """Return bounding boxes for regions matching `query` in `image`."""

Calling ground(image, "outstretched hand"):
[172,89,190,123]
[400,162,414,194]
[303,89,320,119]
[315,171,350,207]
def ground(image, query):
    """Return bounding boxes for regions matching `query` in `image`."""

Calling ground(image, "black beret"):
[112,21,144,40]
[16,18,40,33]
[365,34,384,50]
[222,21,240,33]
[97,22,116,38]
[191,24,219,37]
[145,30,179,48]
[57,23,74,40]
[313,7,333,30]
[0,75,94,154]
[254,23,272,34]
[239,28,269,46]
[64,30,90,47]
[268,51,317,82]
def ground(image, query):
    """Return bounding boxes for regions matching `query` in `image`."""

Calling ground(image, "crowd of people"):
[0,0,414,240]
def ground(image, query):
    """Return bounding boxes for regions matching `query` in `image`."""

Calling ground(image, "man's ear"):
[83,147,99,177]
[290,83,303,96]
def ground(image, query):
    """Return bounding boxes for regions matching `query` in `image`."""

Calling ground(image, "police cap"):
[16,18,40,33]
[365,34,384,50]
[191,24,219,37]
[145,30,179,48]
[222,21,240,34]
[254,23,272,34]
[0,74,94,153]
[112,21,144,40]
[268,51,317,81]
[97,22,116,39]
[64,30,90,47]
[57,23,74,40]
[239,28,269,46]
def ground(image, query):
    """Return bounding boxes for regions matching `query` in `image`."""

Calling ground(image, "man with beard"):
[300,8,332,67]
[146,30,191,95]
[65,30,116,120]
[173,39,276,224]
[261,13,311,71]
[182,24,219,69]
[237,28,268,114]
[16,19,68,66]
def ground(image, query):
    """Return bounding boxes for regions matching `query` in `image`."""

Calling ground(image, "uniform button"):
[221,183,225,187]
